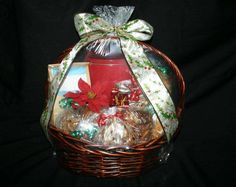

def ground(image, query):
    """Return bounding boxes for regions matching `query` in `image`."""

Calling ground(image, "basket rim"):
[49,124,166,152]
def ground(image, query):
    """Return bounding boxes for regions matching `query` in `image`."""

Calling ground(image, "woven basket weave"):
[47,42,185,177]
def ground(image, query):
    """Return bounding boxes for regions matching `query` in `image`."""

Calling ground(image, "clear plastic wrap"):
[44,5,183,149]
[93,5,134,26]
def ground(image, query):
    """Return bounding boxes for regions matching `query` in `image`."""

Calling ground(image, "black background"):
[1,0,236,186]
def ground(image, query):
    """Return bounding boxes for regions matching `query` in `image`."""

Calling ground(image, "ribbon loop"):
[74,13,113,37]
[74,13,153,41]
[120,19,153,41]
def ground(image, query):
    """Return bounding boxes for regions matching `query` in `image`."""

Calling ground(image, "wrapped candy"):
[95,117,136,147]
[111,79,145,109]
[55,100,163,146]
[94,107,136,146]
[70,109,99,140]
[55,109,81,133]
[71,120,98,140]
[55,107,99,140]
[111,80,131,106]
[97,107,124,126]
[111,89,129,106]
[123,109,153,143]
[94,107,160,146]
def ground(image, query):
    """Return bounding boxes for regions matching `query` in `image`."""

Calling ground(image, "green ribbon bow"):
[40,11,178,143]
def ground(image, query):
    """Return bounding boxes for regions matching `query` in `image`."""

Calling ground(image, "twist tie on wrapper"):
[40,5,178,143]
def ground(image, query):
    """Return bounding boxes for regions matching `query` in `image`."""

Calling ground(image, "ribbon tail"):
[119,37,178,142]
[40,34,104,142]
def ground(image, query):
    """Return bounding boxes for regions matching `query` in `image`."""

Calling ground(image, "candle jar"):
[84,38,132,102]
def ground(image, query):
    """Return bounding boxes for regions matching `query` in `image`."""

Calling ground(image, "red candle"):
[85,55,132,102]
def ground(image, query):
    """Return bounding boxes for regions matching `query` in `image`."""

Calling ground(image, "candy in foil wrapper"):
[71,109,99,140]
[123,108,151,125]
[115,80,132,93]
[94,117,136,146]
[55,104,163,146]
[72,120,98,140]
[97,107,123,126]
[94,107,136,146]
[94,107,158,146]
[123,109,153,143]
[111,89,129,106]
[111,79,143,107]
[55,109,81,133]
[55,107,99,141]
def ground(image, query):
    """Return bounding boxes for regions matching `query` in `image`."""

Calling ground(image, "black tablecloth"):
[1,1,236,186]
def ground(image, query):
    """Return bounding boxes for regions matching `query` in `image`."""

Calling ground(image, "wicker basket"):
[47,42,185,178]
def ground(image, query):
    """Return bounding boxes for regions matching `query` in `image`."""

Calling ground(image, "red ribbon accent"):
[97,111,124,126]
[129,88,142,101]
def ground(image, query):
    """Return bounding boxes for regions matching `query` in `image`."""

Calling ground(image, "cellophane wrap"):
[41,5,182,149]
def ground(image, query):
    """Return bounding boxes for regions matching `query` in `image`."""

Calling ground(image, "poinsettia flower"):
[64,78,109,113]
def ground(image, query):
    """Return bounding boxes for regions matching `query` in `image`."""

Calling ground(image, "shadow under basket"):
[47,43,185,178]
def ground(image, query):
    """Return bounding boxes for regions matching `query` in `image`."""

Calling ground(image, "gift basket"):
[40,5,185,177]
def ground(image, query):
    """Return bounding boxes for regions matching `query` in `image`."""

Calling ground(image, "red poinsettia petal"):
[64,91,79,98]
[73,94,88,106]
[76,100,86,106]
[88,100,100,113]
[78,78,91,93]
[92,83,103,94]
